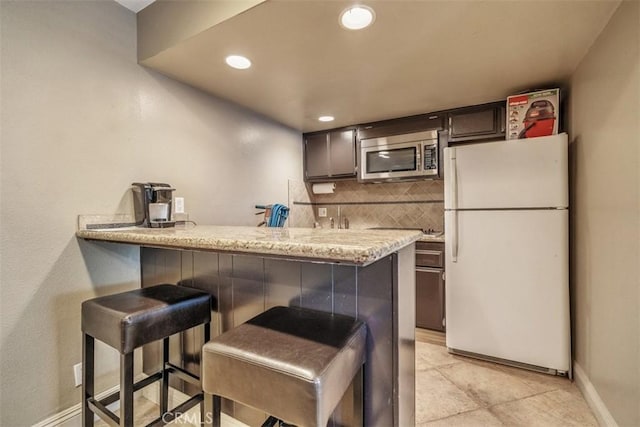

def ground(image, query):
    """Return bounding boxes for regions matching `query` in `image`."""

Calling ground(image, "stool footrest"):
[261,416,294,427]
[165,362,201,387]
[87,368,202,427]
[87,372,165,427]
[98,372,164,407]
[87,398,119,427]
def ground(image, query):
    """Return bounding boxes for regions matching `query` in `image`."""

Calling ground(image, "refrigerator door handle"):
[450,148,457,210]
[450,148,458,262]
[452,211,458,262]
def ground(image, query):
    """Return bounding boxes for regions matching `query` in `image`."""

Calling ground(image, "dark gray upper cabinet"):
[357,113,444,140]
[329,129,356,177]
[303,101,505,181]
[304,133,330,179]
[447,101,506,143]
[304,128,356,181]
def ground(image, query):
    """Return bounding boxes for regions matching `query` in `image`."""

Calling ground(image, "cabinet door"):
[329,129,356,177]
[448,102,506,143]
[304,133,329,179]
[357,114,444,140]
[416,267,445,331]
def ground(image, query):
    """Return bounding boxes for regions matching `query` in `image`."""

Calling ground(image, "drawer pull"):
[416,250,442,256]
[416,267,442,273]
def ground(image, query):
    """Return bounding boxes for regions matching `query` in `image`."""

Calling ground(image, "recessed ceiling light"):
[225,55,251,70]
[339,5,375,30]
[318,116,335,122]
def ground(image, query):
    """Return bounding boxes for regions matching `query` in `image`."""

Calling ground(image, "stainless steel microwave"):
[358,130,439,182]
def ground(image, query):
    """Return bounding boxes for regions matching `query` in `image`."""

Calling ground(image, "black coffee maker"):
[131,182,176,228]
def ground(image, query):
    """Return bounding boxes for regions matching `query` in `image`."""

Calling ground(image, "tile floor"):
[96,330,599,426]
[415,330,599,426]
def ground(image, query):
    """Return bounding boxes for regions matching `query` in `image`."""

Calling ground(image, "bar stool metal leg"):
[202,394,221,427]
[160,337,170,415]
[353,367,364,426]
[200,323,211,426]
[120,352,134,427]
[82,333,95,427]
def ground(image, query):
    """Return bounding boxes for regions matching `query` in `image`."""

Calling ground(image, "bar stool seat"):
[81,284,212,427]
[202,306,367,427]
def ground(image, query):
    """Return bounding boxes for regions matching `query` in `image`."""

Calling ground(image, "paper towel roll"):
[312,182,335,194]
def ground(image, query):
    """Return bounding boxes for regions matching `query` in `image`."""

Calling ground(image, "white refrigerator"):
[444,133,570,375]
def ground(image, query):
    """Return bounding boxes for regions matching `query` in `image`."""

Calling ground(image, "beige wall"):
[568,1,639,426]
[0,1,301,425]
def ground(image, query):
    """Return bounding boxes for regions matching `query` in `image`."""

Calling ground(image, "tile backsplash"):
[288,179,444,231]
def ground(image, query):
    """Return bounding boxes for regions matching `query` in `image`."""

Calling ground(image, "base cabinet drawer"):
[416,267,445,331]
[416,248,444,268]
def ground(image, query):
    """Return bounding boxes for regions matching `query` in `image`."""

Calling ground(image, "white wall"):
[568,1,639,426]
[0,1,302,425]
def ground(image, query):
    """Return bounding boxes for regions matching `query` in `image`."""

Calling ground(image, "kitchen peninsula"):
[76,225,421,426]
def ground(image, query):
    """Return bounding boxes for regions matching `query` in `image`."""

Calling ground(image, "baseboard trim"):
[573,361,619,427]
[32,383,121,427]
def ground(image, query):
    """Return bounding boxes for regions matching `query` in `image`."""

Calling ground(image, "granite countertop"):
[76,225,423,266]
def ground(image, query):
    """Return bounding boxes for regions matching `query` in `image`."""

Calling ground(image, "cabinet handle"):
[416,267,442,273]
[416,249,442,256]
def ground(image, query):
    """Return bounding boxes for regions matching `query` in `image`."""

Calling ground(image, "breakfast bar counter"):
[76,225,422,266]
[77,225,420,426]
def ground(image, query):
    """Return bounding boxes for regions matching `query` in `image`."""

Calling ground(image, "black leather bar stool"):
[81,284,212,427]
[201,306,367,427]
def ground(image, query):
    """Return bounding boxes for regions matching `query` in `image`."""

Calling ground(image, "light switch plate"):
[73,363,82,387]
[174,197,185,214]
[318,207,327,217]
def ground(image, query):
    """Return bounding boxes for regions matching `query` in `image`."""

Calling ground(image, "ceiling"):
[114,0,155,13]
[137,0,619,133]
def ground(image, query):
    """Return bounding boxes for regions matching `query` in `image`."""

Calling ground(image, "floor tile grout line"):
[417,407,496,426]
[432,363,491,410]
[431,357,564,414]
[483,388,600,427]
[417,385,576,425]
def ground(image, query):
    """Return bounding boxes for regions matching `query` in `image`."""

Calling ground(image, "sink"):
[368,227,443,237]
[423,231,444,238]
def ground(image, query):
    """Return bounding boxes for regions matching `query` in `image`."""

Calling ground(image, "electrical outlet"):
[74,363,82,387]
[318,207,327,217]
[174,197,185,214]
